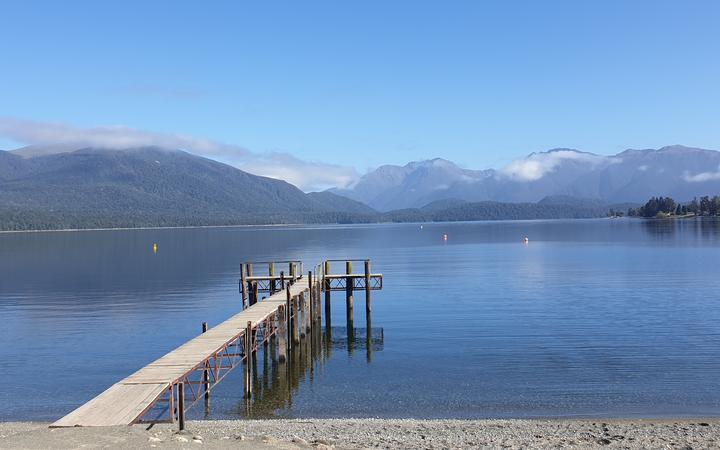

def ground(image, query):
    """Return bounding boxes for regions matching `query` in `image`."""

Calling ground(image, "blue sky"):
[0,1,719,188]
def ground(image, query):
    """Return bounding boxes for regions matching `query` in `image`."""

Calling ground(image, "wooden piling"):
[308,271,314,328]
[299,293,306,339]
[305,292,311,333]
[290,262,296,283]
[280,271,285,291]
[305,292,311,332]
[251,281,259,306]
[366,312,372,363]
[244,321,253,398]
[292,294,300,345]
[324,260,331,323]
[177,382,185,431]
[346,261,354,328]
[263,318,269,348]
[277,306,287,362]
[269,262,276,294]
[247,264,255,305]
[285,286,292,351]
[364,259,372,314]
[202,322,209,402]
[240,263,247,309]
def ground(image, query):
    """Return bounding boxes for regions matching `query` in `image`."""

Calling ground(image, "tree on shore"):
[629,196,676,218]
[628,195,720,218]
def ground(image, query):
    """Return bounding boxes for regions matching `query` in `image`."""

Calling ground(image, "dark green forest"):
[0,200,621,231]
[627,195,720,218]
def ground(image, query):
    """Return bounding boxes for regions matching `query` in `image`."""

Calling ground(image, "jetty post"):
[324,261,331,324]
[311,267,318,322]
[278,304,287,362]
[240,263,247,309]
[280,271,285,290]
[202,322,210,403]
[285,286,293,350]
[246,263,255,305]
[292,292,300,345]
[308,271,314,329]
[244,321,253,398]
[364,259,372,314]
[177,382,185,431]
[299,292,306,339]
[268,262,276,294]
[346,260,354,330]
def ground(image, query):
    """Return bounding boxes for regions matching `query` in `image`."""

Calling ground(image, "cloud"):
[0,117,358,191]
[683,166,720,182]
[499,150,607,182]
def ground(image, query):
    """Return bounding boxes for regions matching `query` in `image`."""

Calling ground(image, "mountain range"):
[0,146,373,230]
[331,145,720,211]
[1,144,718,230]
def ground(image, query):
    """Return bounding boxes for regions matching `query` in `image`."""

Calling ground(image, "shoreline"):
[0,222,308,234]
[4,215,719,235]
[2,418,719,449]
[0,216,617,235]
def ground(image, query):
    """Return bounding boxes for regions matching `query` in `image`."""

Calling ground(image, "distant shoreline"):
[0,222,308,234]
[0,216,620,234]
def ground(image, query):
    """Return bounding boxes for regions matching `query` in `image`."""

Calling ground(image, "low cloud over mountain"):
[0,117,358,191]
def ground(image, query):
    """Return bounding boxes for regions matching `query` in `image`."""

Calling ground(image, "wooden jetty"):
[52,259,382,428]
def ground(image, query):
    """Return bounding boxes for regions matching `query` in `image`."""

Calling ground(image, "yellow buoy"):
[153,243,158,253]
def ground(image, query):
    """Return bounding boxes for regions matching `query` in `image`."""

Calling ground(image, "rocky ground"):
[1,418,719,449]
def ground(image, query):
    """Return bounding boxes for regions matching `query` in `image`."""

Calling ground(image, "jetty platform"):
[52,259,382,428]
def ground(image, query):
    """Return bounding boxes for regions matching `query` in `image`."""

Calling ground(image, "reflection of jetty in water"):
[235,324,384,418]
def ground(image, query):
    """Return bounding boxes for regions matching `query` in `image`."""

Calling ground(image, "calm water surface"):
[1,219,720,421]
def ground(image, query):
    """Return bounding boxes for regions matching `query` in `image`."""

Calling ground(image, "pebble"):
[174,435,189,442]
[148,436,162,442]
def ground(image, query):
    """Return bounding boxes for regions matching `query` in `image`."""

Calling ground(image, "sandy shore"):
[1,418,719,449]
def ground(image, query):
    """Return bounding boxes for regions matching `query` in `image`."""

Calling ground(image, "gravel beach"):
[1,418,719,449]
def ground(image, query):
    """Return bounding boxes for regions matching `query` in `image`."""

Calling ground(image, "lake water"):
[2,219,720,421]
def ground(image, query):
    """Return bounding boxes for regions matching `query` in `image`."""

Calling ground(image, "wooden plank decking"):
[52,279,311,427]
